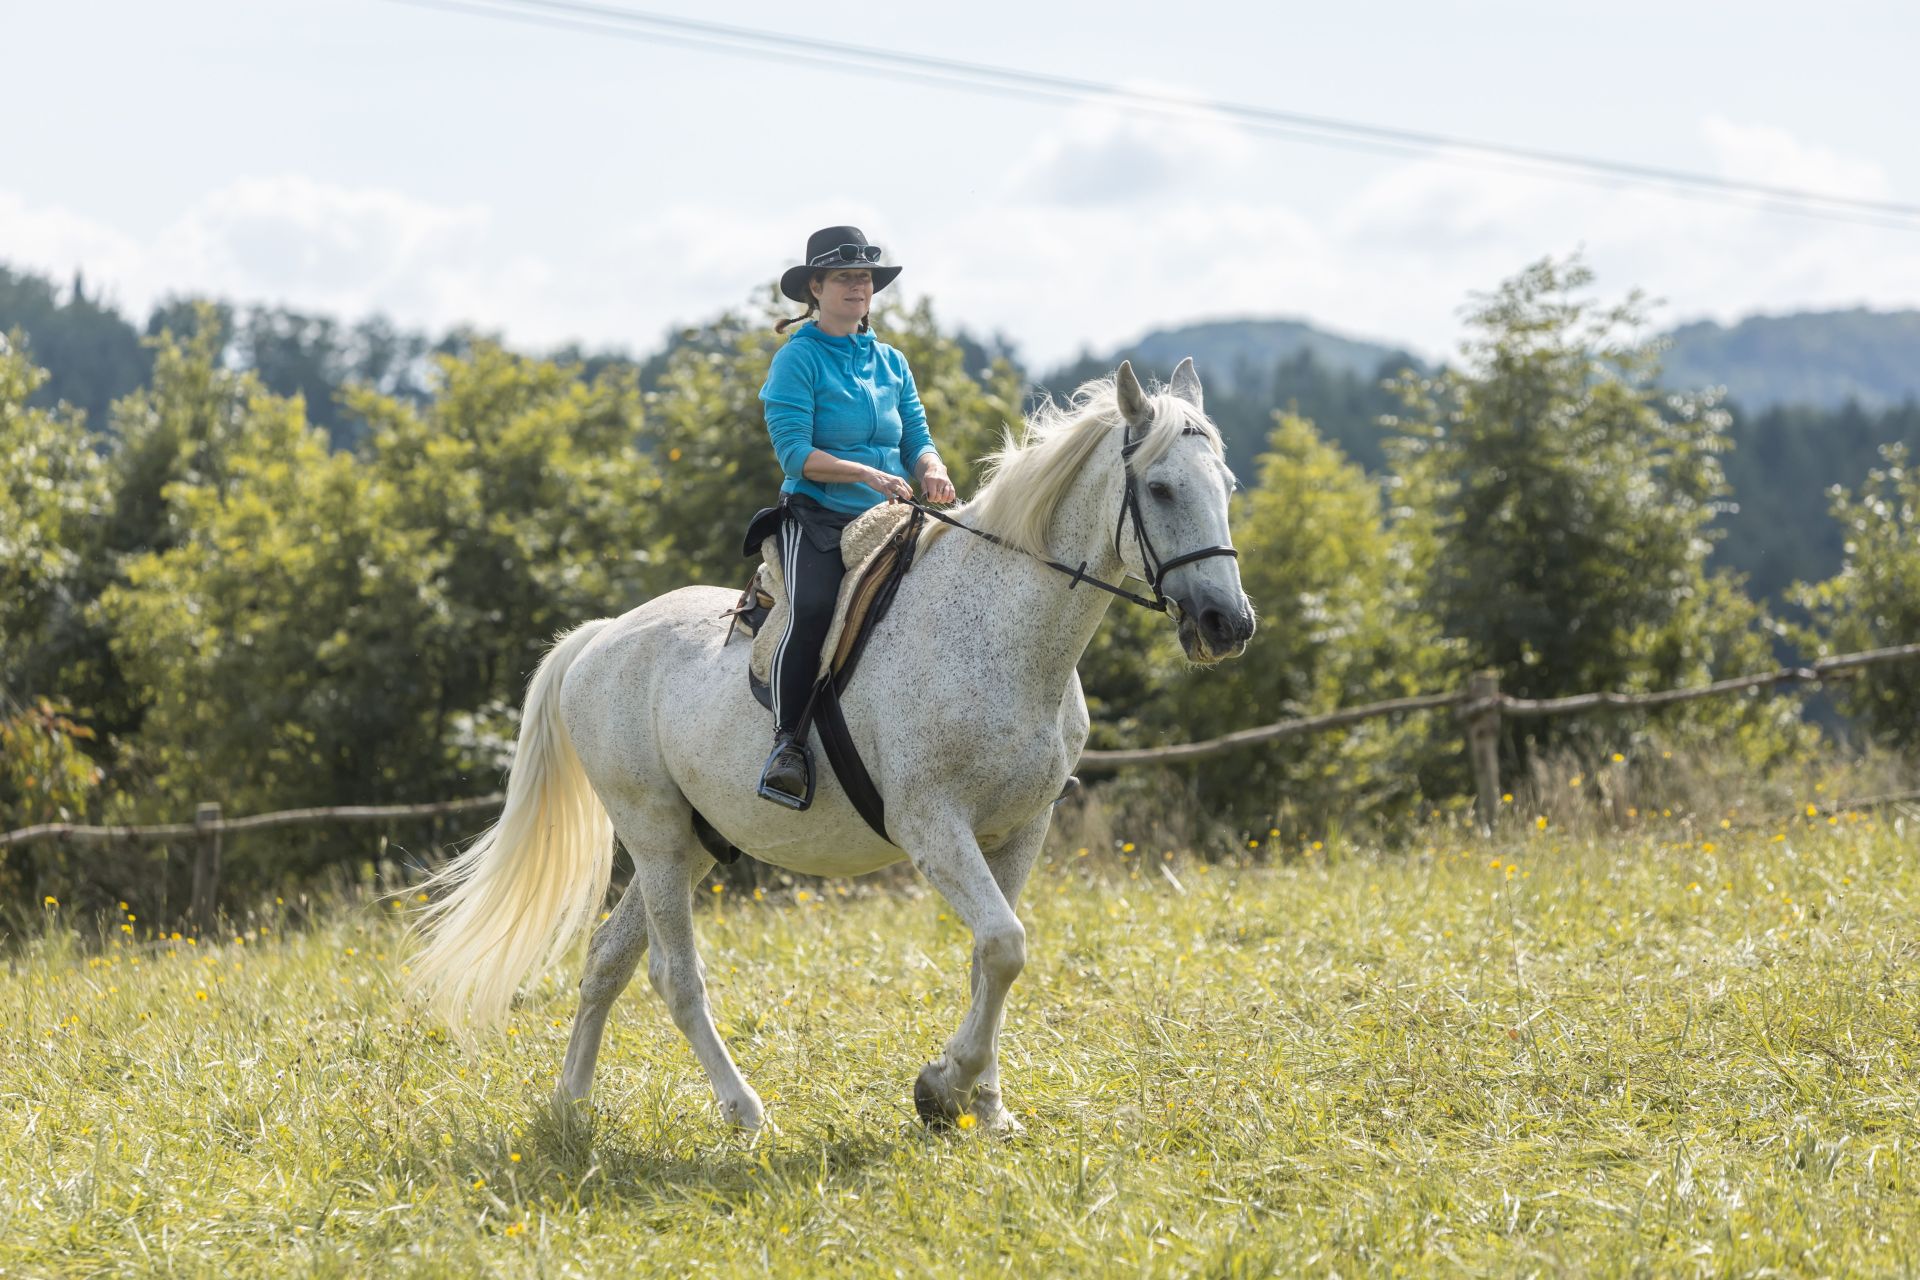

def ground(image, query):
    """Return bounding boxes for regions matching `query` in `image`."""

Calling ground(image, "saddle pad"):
[747,502,916,687]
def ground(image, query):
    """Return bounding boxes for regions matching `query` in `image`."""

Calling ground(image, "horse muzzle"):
[1176,592,1256,664]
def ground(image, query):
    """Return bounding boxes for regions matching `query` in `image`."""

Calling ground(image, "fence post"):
[1466,671,1502,834]
[190,802,222,932]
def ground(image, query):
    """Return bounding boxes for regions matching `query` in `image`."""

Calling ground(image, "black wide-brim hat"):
[780,225,903,304]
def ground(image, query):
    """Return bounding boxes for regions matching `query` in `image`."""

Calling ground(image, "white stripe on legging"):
[768,519,802,726]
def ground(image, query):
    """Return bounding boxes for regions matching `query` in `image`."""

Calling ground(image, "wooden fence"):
[6,640,1920,919]
[1077,641,1920,830]
[0,794,503,928]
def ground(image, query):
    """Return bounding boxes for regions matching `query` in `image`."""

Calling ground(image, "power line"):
[382,0,1920,232]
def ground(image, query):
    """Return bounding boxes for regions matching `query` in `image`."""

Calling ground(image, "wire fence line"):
[5,640,1919,914]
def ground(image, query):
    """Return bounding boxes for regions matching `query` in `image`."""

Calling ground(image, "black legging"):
[768,496,852,733]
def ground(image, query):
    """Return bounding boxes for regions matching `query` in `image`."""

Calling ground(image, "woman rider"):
[746,226,956,809]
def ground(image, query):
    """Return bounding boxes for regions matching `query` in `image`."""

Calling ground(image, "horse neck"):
[925,447,1130,693]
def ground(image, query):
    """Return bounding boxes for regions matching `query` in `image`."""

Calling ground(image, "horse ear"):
[1169,356,1203,411]
[1116,360,1152,431]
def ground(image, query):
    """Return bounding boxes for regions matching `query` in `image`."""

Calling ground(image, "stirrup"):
[757,735,815,811]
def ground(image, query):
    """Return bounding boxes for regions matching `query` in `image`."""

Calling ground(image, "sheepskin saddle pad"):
[729,501,919,694]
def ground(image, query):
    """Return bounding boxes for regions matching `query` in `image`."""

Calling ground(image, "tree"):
[0,335,110,837]
[0,333,108,696]
[1384,256,1786,759]
[352,341,663,766]
[97,349,448,823]
[0,267,149,426]
[1791,444,1920,747]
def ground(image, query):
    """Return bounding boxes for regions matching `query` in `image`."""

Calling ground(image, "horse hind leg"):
[558,869,648,1104]
[557,795,741,1115]
[613,808,764,1130]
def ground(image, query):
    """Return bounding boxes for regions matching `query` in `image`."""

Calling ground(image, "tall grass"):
[3,807,1916,1276]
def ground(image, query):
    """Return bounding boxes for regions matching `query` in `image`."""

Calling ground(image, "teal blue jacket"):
[759,322,938,514]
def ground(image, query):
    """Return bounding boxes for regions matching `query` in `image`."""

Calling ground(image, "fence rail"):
[0,794,505,849]
[2,794,504,928]
[6,641,1920,912]
[1081,640,1920,831]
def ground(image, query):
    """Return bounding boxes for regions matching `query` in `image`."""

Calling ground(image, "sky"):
[4,0,1919,368]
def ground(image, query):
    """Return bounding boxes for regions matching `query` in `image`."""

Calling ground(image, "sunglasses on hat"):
[808,244,883,268]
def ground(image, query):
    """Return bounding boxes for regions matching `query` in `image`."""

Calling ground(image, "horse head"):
[1114,358,1257,664]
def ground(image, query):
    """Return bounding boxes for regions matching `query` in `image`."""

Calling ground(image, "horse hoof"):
[969,1088,1024,1136]
[914,1063,959,1129]
[719,1090,766,1130]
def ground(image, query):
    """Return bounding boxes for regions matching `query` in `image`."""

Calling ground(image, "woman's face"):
[812,268,873,324]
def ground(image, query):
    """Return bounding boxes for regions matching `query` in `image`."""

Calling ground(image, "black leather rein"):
[909,427,1237,616]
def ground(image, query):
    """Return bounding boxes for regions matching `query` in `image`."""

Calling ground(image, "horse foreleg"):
[636,850,765,1130]
[906,818,1031,1131]
[964,811,1051,1133]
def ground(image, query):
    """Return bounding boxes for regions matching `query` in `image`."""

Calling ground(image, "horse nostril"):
[1200,607,1232,644]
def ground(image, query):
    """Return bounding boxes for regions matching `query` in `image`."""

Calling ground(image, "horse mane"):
[932,374,1223,559]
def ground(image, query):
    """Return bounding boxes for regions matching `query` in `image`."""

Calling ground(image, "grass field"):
[3,812,1917,1277]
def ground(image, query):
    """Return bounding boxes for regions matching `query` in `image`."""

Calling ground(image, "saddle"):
[730,501,920,694]
[724,502,925,842]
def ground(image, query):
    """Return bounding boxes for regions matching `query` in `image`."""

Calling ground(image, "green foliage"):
[0,698,101,831]
[353,341,661,747]
[0,267,148,425]
[0,333,108,698]
[98,345,447,821]
[1715,397,1920,603]
[1386,257,1788,759]
[1791,444,1920,747]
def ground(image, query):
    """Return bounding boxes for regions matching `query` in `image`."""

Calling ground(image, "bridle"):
[1112,428,1240,613]
[911,425,1238,616]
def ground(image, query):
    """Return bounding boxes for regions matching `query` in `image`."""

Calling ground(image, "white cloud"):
[0,191,151,307]
[153,176,491,315]
[3,112,1916,374]
[919,112,1920,367]
[1701,115,1891,200]
[1000,94,1260,208]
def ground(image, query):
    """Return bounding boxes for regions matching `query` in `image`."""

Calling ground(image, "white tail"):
[408,619,615,1033]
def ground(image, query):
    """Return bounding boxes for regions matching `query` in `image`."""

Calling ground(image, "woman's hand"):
[916,457,956,505]
[866,467,914,503]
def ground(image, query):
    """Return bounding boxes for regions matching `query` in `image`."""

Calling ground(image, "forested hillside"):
[1663,309,1920,411]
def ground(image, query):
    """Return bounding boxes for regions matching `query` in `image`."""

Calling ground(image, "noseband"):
[912,426,1238,616]
[1113,428,1240,615]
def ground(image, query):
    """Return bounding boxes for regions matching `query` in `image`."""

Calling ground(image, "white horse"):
[408,359,1255,1132]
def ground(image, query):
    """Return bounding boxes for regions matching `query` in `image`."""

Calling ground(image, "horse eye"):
[1147,481,1174,501]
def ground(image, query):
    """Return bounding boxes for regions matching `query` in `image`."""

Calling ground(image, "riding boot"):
[757,729,815,810]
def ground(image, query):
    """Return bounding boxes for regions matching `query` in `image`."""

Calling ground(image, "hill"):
[1662,308,1920,411]
[1117,317,1418,392]
[1041,318,1423,481]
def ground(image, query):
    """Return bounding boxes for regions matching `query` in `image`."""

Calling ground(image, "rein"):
[909,427,1238,616]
